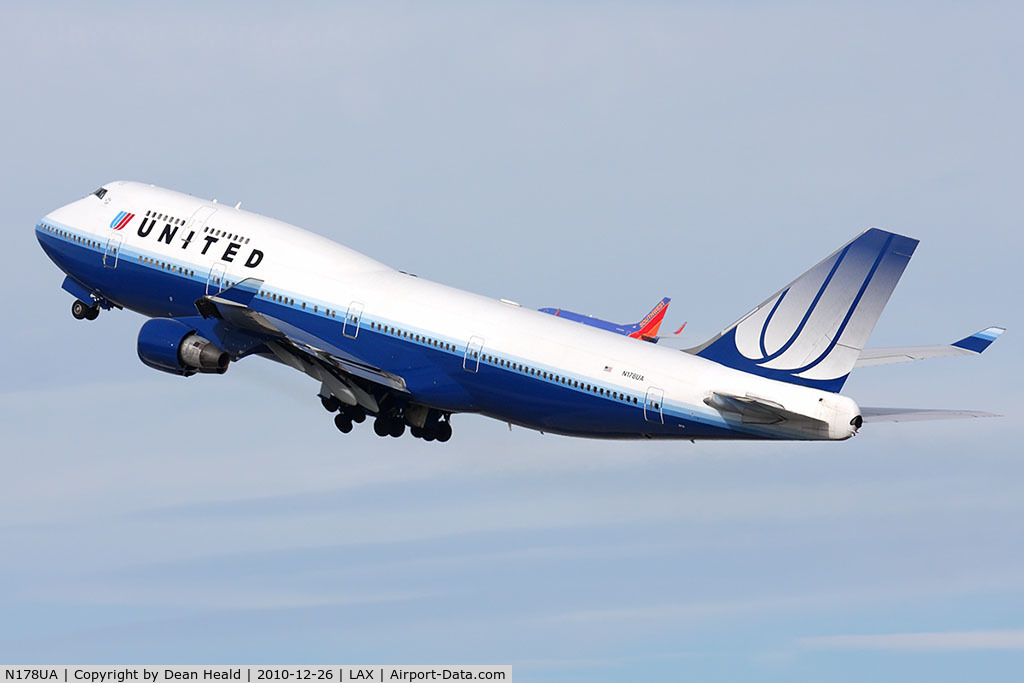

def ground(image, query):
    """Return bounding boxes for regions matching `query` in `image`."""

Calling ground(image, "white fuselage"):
[37,181,860,441]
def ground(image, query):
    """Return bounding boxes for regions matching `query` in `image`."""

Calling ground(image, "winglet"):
[951,326,1005,354]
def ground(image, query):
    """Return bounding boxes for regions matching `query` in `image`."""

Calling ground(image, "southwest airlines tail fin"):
[627,297,670,341]
[687,228,919,392]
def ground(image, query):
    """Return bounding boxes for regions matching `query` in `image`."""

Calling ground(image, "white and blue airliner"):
[36,182,1004,443]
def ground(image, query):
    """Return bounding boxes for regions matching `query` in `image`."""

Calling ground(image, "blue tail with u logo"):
[689,228,919,392]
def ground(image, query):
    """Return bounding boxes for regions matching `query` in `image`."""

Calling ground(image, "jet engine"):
[137,318,230,376]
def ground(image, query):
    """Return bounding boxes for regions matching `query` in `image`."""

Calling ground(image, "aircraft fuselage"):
[36,182,861,442]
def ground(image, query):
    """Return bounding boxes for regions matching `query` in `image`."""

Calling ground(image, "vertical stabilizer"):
[688,228,919,391]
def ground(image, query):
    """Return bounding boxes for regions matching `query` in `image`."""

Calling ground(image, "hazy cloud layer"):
[799,630,1024,652]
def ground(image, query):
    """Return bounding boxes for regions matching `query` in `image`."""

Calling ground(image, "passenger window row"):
[145,210,185,227]
[138,255,196,278]
[479,353,640,405]
[203,225,250,244]
[256,290,343,317]
[364,318,639,406]
[41,224,102,250]
[368,321,457,353]
[257,290,297,307]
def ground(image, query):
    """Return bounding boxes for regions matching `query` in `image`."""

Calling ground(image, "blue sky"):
[1,2,1022,679]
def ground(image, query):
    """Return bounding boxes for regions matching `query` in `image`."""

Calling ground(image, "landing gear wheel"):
[373,417,391,437]
[84,305,99,320]
[334,414,353,433]
[436,422,452,443]
[71,300,89,320]
[321,396,341,412]
[410,426,424,439]
[389,420,406,438]
[349,407,367,424]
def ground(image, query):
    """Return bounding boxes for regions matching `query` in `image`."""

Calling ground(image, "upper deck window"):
[92,187,107,199]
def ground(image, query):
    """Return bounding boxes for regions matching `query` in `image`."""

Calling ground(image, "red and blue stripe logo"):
[110,211,135,230]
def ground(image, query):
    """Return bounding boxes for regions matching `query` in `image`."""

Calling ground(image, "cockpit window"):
[92,187,107,199]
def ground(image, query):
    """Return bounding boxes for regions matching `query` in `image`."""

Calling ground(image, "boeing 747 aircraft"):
[36,182,1003,443]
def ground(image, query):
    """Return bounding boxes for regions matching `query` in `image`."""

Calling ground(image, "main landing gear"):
[373,409,451,442]
[332,405,366,434]
[409,420,452,442]
[71,299,99,321]
[320,393,451,442]
[372,414,451,441]
[373,415,406,438]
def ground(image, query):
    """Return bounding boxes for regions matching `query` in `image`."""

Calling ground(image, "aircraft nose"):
[37,209,60,236]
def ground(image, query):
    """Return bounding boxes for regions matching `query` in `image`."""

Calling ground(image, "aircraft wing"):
[195,278,287,338]
[193,278,405,410]
[855,327,1004,367]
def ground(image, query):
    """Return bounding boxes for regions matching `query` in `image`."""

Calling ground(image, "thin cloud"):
[797,630,1024,652]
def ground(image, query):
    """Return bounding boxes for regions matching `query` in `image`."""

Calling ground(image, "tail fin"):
[628,297,671,341]
[688,228,919,392]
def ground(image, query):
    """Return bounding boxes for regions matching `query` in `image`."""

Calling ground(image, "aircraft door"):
[464,336,484,373]
[207,262,227,294]
[103,232,124,269]
[644,386,664,424]
[343,301,364,339]
[185,206,217,234]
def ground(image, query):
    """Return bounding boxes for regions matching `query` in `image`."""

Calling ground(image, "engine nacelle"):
[137,318,230,377]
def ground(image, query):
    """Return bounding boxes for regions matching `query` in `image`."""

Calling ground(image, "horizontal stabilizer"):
[860,407,1001,423]
[856,326,1005,367]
